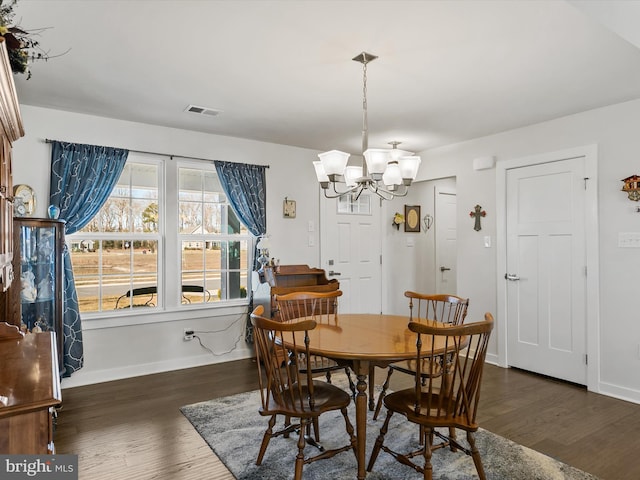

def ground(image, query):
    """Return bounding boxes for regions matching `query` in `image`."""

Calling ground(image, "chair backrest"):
[274,290,342,323]
[409,313,494,428]
[250,306,318,414]
[404,291,469,325]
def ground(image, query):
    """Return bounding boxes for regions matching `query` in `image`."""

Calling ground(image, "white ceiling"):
[11,0,640,155]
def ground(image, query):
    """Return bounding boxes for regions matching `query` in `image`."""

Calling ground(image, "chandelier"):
[313,52,421,200]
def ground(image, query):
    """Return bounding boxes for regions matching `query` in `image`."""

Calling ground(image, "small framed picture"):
[283,198,296,218]
[404,205,421,232]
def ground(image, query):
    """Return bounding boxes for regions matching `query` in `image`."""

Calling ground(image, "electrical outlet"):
[183,328,194,341]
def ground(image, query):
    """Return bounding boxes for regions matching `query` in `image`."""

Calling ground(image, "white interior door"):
[506,157,587,385]
[320,192,382,314]
[435,186,457,294]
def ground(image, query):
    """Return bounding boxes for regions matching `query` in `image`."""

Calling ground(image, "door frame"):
[496,144,600,392]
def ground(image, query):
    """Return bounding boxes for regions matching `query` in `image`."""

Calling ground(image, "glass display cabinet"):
[14,217,65,366]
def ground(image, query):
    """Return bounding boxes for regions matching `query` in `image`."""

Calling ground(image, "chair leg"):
[373,367,394,420]
[344,367,357,399]
[256,415,276,465]
[369,365,376,410]
[367,409,393,472]
[311,417,320,442]
[448,426,458,452]
[284,415,291,438]
[340,406,358,457]
[467,431,486,480]
[422,427,434,480]
[294,419,307,480]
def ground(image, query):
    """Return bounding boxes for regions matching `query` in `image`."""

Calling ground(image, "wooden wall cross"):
[470,204,486,231]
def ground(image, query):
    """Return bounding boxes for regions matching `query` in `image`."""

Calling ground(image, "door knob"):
[504,273,521,281]
[328,270,341,276]
[440,266,451,272]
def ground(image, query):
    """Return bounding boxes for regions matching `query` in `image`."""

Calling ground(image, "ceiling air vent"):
[185,105,222,117]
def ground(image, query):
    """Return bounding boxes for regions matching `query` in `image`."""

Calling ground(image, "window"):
[70,161,160,312]
[68,155,252,315]
[178,166,249,303]
[337,192,372,214]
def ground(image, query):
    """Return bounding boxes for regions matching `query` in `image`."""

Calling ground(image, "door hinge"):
[583,177,590,190]
[584,265,587,277]
[585,354,588,365]
[380,254,382,265]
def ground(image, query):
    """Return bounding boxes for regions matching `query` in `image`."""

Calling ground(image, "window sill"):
[81,301,250,330]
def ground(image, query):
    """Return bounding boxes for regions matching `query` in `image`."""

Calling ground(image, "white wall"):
[381,177,456,315]
[14,97,640,404]
[12,105,323,388]
[383,97,640,404]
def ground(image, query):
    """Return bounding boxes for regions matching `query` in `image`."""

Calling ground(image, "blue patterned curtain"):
[49,141,129,377]
[213,160,267,239]
[214,160,267,345]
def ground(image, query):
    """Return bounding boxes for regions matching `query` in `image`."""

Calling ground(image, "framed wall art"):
[283,197,296,218]
[404,205,421,232]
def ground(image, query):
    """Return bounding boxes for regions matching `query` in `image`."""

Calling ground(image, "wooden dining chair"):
[274,290,356,398]
[367,314,494,480]
[373,291,469,420]
[250,306,357,480]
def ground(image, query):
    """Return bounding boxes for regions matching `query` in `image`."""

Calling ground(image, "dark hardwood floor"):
[55,359,639,479]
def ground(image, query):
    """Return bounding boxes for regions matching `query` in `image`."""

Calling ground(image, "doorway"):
[319,192,382,314]
[434,185,457,294]
[496,145,599,389]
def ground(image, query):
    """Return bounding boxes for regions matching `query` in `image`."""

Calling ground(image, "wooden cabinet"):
[257,264,339,320]
[4,218,65,368]
[0,37,24,294]
[0,331,62,454]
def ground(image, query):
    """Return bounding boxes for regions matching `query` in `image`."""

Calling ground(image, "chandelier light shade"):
[314,52,421,200]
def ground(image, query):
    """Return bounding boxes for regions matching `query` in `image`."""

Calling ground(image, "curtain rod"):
[43,138,269,168]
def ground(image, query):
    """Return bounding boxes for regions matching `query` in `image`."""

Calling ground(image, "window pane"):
[75,273,100,313]
[72,239,159,313]
[204,203,224,233]
[131,163,158,200]
[179,201,202,233]
[132,241,158,273]
[79,162,159,234]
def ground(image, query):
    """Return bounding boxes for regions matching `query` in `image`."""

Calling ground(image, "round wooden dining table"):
[282,312,449,480]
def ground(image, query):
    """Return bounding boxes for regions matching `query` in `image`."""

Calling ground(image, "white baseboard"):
[60,346,254,389]
[597,381,640,405]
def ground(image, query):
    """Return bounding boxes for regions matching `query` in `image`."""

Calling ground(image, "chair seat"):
[261,380,352,417]
[383,388,479,431]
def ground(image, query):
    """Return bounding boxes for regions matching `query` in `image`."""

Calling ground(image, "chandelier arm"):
[367,182,410,200]
[322,182,361,199]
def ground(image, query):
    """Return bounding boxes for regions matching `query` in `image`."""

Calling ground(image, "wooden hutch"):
[257,264,340,320]
[0,37,62,455]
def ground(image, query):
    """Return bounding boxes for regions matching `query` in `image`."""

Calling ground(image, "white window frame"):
[69,153,252,326]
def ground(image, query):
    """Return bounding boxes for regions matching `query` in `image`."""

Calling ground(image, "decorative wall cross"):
[470,204,486,231]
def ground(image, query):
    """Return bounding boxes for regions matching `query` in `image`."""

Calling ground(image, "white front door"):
[505,157,587,384]
[320,192,382,314]
[435,186,457,294]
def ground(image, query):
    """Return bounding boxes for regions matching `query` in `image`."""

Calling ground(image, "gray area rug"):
[181,381,599,480]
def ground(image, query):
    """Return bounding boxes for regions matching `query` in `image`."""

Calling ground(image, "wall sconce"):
[621,175,640,201]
